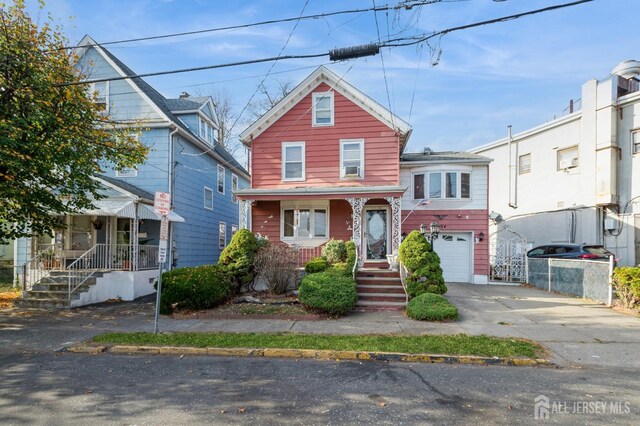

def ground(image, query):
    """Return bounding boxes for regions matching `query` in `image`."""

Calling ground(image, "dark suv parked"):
[527,244,616,262]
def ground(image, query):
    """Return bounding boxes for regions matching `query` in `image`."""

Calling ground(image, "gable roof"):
[97,174,154,201]
[164,96,210,112]
[75,36,247,177]
[239,66,412,149]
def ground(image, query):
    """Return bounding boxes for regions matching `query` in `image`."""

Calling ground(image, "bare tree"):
[246,79,295,122]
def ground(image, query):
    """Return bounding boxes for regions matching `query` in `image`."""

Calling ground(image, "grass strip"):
[93,332,544,358]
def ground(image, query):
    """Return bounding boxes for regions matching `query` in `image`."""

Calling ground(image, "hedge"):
[298,269,357,316]
[158,265,229,314]
[304,257,329,274]
[406,293,458,321]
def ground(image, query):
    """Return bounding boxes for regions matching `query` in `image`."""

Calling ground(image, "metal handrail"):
[20,245,60,294]
[398,261,410,304]
[66,244,105,301]
[352,240,358,280]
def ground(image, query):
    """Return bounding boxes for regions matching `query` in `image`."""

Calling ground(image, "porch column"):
[384,196,402,255]
[105,219,112,270]
[130,218,139,271]
[239,199,254,230]
[346,197,369,267]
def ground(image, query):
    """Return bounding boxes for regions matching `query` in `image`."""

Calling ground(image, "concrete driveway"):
[1,283,638,369]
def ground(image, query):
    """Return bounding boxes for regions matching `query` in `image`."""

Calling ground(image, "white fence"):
[527,257,614,305]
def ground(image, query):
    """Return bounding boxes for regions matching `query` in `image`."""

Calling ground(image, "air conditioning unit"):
[344,166,360,177]
[559,158,578,169]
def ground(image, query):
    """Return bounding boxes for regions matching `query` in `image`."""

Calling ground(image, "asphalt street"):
[1,352,638,425]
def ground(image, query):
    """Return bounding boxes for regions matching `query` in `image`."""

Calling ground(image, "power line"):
[57,0,593,88]
[60,1,450,50]
[372,0,396,129]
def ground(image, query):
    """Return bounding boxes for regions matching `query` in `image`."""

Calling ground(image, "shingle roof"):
[97,175,154,201]
[97,45,248,176]
[401,150,492,163]
[164,97,210,112]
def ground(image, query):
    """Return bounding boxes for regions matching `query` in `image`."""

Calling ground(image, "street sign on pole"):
[154,192,171,216]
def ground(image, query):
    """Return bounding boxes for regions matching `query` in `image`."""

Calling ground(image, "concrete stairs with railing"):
[356,262,407,311]
[15,271,103,309]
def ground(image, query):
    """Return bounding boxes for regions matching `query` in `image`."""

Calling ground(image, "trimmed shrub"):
[218,229,261,294]
[406,293,458,321]
[322,239,346,264]
[254,243,300,294]
[305,257,329,274]
[299,270,357,316]
[158,265,229,314]
[612,267,640,309]
[345,240,357,271]
[399,230,446,297]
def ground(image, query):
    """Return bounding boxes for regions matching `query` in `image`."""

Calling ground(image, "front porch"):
[238,192,403,269]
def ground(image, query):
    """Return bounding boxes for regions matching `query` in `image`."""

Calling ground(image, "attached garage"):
[433,232,472,283]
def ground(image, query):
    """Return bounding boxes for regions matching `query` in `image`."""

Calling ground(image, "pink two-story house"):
[237,66,490,286]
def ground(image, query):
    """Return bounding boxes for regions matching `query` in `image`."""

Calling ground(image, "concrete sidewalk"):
[1,283,638,368]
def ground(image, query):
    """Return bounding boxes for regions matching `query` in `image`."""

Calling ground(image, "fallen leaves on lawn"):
[0,289,20,309]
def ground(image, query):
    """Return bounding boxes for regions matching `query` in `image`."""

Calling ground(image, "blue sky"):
[33,0,640,154]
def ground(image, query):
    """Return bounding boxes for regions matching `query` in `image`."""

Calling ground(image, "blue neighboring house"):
[14,35,249,308]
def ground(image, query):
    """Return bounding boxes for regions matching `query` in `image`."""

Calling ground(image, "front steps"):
[15,271,102,309]
[356,266,407,311]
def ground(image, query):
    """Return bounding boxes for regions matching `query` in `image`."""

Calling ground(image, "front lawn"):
[0,284,20,309]
[93,332,545,358]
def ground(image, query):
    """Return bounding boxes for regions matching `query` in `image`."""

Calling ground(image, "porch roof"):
[137,204,185,223]
[235,185,407,201]
[74,199,138,218]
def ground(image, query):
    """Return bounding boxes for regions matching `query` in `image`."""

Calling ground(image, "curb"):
[67,343,552,366]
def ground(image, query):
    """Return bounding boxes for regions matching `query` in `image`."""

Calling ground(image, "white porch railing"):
[398,261,410,304]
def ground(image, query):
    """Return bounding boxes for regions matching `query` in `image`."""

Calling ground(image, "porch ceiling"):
[235,185,407,201]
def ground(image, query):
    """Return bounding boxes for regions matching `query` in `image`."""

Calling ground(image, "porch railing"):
[296,246,324,268]
[66,244,107,299]
[398,261,410,304]
[20,244,61,293]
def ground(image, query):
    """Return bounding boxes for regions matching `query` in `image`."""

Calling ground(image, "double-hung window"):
[89,81,109,113]
[217,165,225,194]
[519,153,531,174]
[413,171,471,200]
[204,187,213,210]
[231,174,238,203]
[312,92,334,126]
[340,139,364,178]
[632,130,640,154]
[219,222,227,249]
[282,206,328,240]
[199,117,215,145]
[282,142,305,181]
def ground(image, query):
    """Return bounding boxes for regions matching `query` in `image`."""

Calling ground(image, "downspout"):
[507,125,518,209]
[167,126,179,270]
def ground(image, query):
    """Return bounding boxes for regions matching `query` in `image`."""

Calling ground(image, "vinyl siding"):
[251,82,400,189]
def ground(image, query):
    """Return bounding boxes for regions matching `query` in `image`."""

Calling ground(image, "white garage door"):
[433,233,472,283]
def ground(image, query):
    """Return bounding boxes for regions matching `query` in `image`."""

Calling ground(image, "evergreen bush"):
[158,265,229,314]
[612,267,640,309]
[398,230,447,298]
[304,257,329,274]
[299,270,357,316]
[322,239,347,264]
[218,229,261,294]
[406,293,458,321]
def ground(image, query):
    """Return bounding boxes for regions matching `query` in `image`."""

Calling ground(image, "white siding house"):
[472,60,640,267]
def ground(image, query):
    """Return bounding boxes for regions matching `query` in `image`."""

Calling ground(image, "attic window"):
[199,117,215,145]
[312,92,334,127]
[89,81,109,113]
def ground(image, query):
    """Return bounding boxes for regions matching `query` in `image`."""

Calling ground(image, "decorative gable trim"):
[239,66,412,147]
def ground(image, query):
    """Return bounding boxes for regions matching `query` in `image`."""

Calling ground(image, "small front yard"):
[93,332,545,358]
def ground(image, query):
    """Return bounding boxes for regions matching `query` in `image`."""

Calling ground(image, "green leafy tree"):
[0,1,148,243]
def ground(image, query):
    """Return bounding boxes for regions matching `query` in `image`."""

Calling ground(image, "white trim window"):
[340,139,364,178]
[217,165,225,194]
[231,173,238,203]
[282,205,328,240]
[282,142,305,181]
[312,92,334,126]
[89,81,109,113]
[519,153,531,174]
[219,222,227,249]
[413,171,471,200]
[632,130,640,154]
[199,116,215,145]
[231,224,238,236]
[204,187,214,210]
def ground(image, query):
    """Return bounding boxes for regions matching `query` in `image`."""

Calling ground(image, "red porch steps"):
[356,264,407,311]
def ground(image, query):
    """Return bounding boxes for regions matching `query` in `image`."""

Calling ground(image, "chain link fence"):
[0,266,19,288]
[527,257,613,305]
